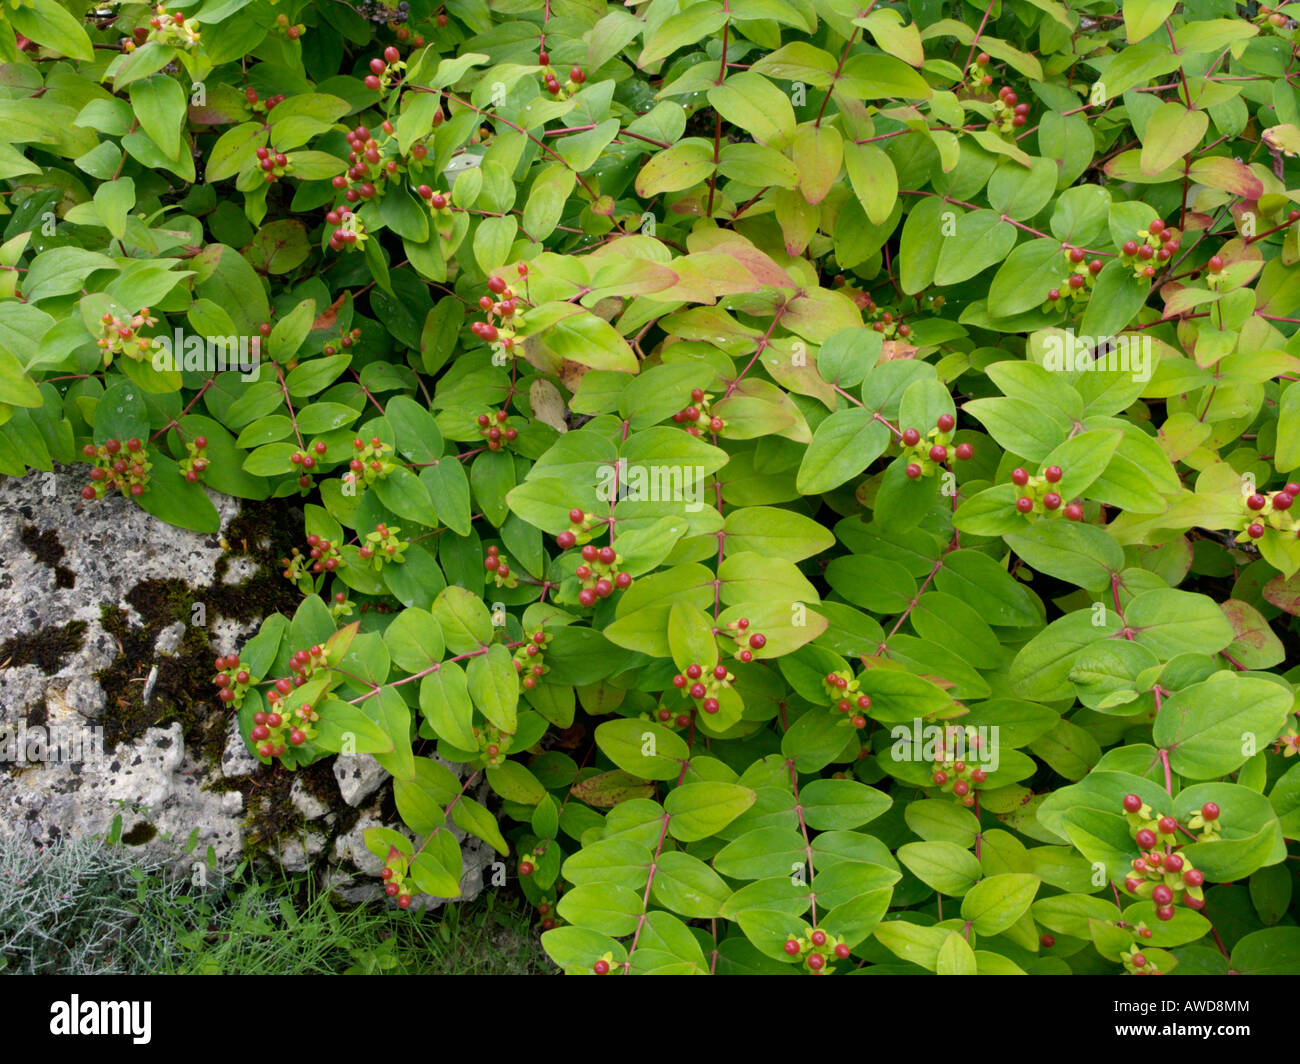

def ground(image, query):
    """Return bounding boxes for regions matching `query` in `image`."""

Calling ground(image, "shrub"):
[2,0,1299,976]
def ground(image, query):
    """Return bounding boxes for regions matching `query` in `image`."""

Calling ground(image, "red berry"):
[1207,255,1223,273]
[1156,905,1175,922]
[702,698,719,714]
[953,779,970,796]
[1158,816,1177,835]
[1274,493,1294,510]
[955,442,973,460]
[1152,884,1173,906]
[905,463,922,479]
[1123,240,1139,256]
[1201,802,1219,821]
[929,444,947,463]
[1135,829,1157,849]
[1016,496,1034,513]
[1248,523,1265,539]
[594,578,613,598]
[933,771,948,786]
[902,428,921,446]
[1040,934,1054,948]
[1164,854,1183,873]
[1064,504,1083,521]
[1184,869,1204,887]
[1044,465,1062,483]
[81,486,96,500]
[615,572,631,589]
[578,588,596,607]
[807,953,824,971]
[689,683,707,699]
[1068,247,1085,264]
[783,940,800,956]
[1247,493,1266,510]
[1011,468,1029,486]
[834,943,851,959]
[557,530,576,549]
[749,634,766,649]
[686,664,702,679]
[598,546,616,564]
[1123,793,1142,813]
[937,413,955,433]
[1131,953,1146,968]
[1042,492,1061,510]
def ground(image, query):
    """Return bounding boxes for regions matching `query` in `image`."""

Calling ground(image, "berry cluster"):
[381,846,415,909]
[1044,246,1103,309]
[541,60,585,99]
[535,895,559,931]
[249,697,316,758]
[671,387,725,436]
[254,143,293,184]
[212,653,255,709]
[344,435,397,494]
[483,544,516,588]
[178,435,209,483]
[1119,219,1180,282]
[724,616,766,662]
[273,12,306,39]
[363,44,405,92]
[1239,479,1300,543]
[288,440,328,491]
[513,629,552,691]
[333,119,413,210]
[1120,793,1215,920]
[900,413,973,480]
[1258,5,1298,32]
[261,644,332,732]
[325,206,368,252]
[927,725,990,807]
[80,437,151,500]
[281,534,343,586]
[782,928,852,973]
[650,704,694,730]
[357,522,408,568]
[1011,464,1084,521]
[474,723,514,768]
[469,272,526,350]
[243,88,286,115]
[95,308,157,367]
[991,82,1031,134]
[867,306,911,339]
[146,5,200,49]
[670,661,735,717]
[476,408,518,451]
[555,509,633,605]
[822,670,871,730]
[323,325,364,355]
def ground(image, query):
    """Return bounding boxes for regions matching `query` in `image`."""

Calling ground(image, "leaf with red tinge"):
[1263,571,1300,616]
[570,770,657,808]
[793,123,843,205]
[1188,157,1264,200]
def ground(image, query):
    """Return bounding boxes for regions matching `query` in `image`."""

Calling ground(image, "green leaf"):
[466,643,518,734]
[796,410,890,494]
[594,718,690,781]
[665,782,757,842]
[1154,673,1292,780]
[959,874,1041,935]
[897,841,982,895]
